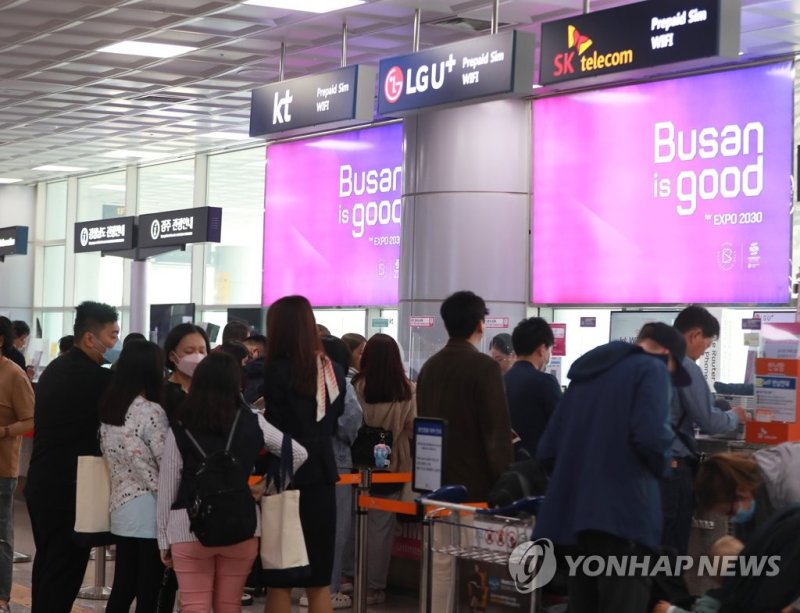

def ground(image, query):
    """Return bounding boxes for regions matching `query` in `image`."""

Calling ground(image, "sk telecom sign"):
[74,217,135,253]
[138,207,222,249]
[539,0,741,85]
[378,30,534,115]
[249,65,377,138]
[0,226,28,261]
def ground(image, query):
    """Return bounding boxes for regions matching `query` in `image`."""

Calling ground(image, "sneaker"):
[331,591,352,609]
[299,593,308,607]
[241,592,254,606]
[366,590,386,605]
[340,577,353,594]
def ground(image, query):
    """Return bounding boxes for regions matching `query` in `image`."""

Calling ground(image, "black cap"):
[637,322,692,387]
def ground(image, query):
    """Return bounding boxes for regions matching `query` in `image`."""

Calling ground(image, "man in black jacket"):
[25,301,119,613]
[504,317,562,459]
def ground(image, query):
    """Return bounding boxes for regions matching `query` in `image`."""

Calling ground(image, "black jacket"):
[26,347,113,504]
[504,361,561,459]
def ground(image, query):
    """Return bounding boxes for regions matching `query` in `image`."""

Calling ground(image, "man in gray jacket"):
[663,306,746,556]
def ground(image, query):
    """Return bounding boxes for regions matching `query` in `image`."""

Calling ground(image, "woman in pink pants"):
[157,352,307,612]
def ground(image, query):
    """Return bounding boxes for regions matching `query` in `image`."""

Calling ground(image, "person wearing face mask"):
[503,318,561,460]
[695,444,800,544]
[162,324,210,422]
[25,301,120,613]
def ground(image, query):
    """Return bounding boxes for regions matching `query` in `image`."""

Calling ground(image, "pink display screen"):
[262,123,403,307]
[532,62,793,305]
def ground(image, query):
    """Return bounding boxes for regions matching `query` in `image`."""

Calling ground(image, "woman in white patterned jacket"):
[99,339,170,613]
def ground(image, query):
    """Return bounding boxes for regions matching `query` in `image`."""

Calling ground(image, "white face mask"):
[176,352,205,377]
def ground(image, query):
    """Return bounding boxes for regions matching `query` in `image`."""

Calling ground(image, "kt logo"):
[272,89,293,125]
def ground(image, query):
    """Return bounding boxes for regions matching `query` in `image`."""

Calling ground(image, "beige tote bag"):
[260,489,309,570]
[74,455,111,534]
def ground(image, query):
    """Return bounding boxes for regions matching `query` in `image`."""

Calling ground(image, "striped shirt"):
[156,411,307,550]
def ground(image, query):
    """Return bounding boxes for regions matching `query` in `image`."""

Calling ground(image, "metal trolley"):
[418,486,543,613]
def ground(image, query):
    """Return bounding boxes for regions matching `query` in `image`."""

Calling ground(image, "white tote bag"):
[74,455,111,534]
[260,489,309,570]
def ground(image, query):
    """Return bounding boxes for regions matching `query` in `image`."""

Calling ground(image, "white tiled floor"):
[8,500,419,613]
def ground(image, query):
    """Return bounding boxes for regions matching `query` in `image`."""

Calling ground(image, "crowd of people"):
[0,293,799,612]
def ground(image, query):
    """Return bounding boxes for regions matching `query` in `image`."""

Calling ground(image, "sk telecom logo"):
[553,25,593,77]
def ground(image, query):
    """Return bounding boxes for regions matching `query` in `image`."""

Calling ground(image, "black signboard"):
[74,217,135,253]
[0,226,28,261]
[138,207,222,250]
[250,65,376,138]
[742,318,762,330]
[377,30,534,115]
[539,0,740,85]
[580,317,597,328]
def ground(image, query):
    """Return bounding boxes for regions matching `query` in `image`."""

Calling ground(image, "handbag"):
[74,455,111,534]
[260,434,311,578]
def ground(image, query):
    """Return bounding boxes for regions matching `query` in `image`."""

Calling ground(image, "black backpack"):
[181,410,257,547]
[487,458,549,509]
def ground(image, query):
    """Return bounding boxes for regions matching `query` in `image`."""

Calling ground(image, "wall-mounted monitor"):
[149,303,196,347]
[262,123,403,307]
[227,308,265,336]
[609,310,679,343]
[531,62,793,305]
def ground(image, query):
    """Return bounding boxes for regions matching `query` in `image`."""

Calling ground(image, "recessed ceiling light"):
[200,132,251,140]
[97,41,197,58]
[89,184,126,191]
[33,165,88,172]
[243,0,365,13]
[0,178,21,184]
[102,150,163,160]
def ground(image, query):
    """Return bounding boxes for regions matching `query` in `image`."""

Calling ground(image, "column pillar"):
[399,98,531,375]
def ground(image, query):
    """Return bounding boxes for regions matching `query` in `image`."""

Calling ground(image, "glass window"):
[139,160,195,306]
[45,181,67,241]
[42,245,65,307]
[313,309,366,338]
[205,147,265,305]
[77,171,126,222]
[75,172,126,306]
[379,308,399,342]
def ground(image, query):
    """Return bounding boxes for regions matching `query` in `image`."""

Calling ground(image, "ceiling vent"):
[134,94,194,104]
[428,16,510,33]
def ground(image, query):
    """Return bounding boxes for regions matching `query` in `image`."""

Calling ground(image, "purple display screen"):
[262,123,403,307]
[532,62,793,305]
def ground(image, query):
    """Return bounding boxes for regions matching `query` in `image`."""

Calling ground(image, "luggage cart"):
[418,486,544,613]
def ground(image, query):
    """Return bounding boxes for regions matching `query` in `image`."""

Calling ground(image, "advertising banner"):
[532,62,793,305]
[539,0,740,85]
[250,65,376,138]
[262,123,403,307]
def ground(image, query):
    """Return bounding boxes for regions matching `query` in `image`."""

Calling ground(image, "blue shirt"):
[111,493,157,539]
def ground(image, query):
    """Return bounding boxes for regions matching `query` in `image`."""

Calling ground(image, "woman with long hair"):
[99,339,168,613]
[262,296,346,613]
[340,333,366,377]
[350,333,416,605]
[157,352,307,613]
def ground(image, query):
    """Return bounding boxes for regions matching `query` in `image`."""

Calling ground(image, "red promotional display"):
[746,358,800,444]
[551,324,567,357]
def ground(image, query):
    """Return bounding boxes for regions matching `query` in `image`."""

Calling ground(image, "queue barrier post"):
[353,468,371,613]
[78,545,111,600]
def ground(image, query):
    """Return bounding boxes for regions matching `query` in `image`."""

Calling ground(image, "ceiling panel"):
[0,0,794,183]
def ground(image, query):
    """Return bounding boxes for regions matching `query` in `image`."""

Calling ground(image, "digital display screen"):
[532,62,793,304]
[262,123,403,307]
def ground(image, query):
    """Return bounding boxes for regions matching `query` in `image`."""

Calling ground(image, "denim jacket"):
[332,379,363,469]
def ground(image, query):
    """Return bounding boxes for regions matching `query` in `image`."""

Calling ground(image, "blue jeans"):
[0,478,17,602]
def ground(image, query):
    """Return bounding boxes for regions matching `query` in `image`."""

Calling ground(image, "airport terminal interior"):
[2,0,800,611]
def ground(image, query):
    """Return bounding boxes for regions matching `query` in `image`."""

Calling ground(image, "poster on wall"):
[262,123,403,307]
[532,62,793,305]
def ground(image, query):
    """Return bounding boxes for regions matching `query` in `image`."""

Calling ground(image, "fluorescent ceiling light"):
[102,150,163,160]
[98,41,197,58]
[33,165,88,172]
[306,140,372,152]
[532,84,543,89]
[200,132,251,140]
[0,178,21,184]
[243,0,365,13]
[89,184,126,191]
